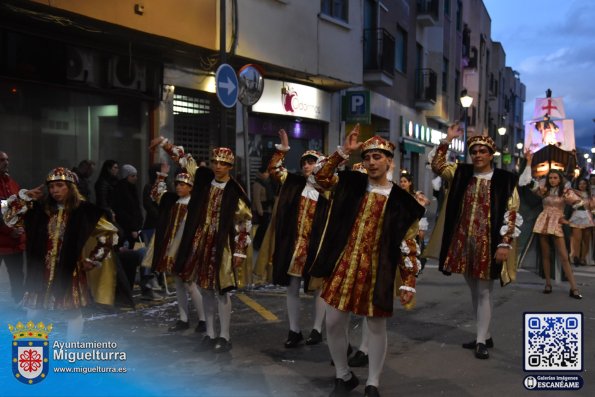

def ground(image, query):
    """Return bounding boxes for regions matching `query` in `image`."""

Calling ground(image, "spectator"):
[95,160,119,219]
[251,164,274,251]
[112,164,144,248]
[73,159,96,201]
[0,150,25,304]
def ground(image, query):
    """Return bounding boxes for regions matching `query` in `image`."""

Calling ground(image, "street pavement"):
[0,258,593,397]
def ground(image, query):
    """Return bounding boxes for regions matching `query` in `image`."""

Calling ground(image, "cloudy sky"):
[484,0,595,149]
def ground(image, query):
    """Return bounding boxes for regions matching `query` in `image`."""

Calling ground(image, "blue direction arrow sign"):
[215,63,238,108]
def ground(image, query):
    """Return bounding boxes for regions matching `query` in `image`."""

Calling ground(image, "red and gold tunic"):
[155,197,189,273]
[315,151,420,317]
[432,142,521,281]
[442,177,493,279]
[179,180,251,289]
[269,148,328,278]
[3,195,117,309]
[320,186,394,316]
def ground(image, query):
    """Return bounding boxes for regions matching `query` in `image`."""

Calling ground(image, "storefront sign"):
[251,80,331,122]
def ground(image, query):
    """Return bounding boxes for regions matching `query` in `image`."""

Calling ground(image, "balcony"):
[417,0,439,27]
[363,28,394,86]
[414,68,437,110]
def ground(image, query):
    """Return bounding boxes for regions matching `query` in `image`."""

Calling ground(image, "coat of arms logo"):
[8,321,53,384]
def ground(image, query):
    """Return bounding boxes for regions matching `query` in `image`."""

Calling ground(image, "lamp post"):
[460,89,473,162]
[516,142,523,171]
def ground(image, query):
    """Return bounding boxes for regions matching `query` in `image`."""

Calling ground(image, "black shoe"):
[305,329,322,345]
[197,335,216,351]
[331,344,354,366]
[462,337,494,349]
[213,337,232,353]
[348,350,369,367]
[195,320,206,333]
[329,372,359,397]
[168,320,189,332]
[475,343,489,359]
[284,330,304,348]
[569,289,583,299]
[141,289,163,301]
[364,385,380,397]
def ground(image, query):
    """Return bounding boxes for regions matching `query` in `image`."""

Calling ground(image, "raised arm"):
[431,123,461,184]
[268,129,290,185]
[315,124,361,189]
[150,136,197,179]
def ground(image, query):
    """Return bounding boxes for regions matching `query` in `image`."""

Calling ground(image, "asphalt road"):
[1,259,593,397]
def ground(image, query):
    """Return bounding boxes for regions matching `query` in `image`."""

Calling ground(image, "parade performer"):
[310,125,424,397]
[0,150,26,304]
[268,129,330,348]
[520,151,583,298]
[431,123,521,360]
[2,167,118,340]
[568,178,594,267]
[143,160,206,333]
[152,137,251,352]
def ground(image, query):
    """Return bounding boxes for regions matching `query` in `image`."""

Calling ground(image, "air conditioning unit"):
[66,47,96,83]
[109,56,146,91]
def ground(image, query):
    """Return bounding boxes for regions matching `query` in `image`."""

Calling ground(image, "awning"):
[402,140,426,154]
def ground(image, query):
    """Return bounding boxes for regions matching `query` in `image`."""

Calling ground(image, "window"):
[442,57,449,92]
[444,0,451,16]
[395,26,407,73]
[456,1,462,31]
[321,0,348,22]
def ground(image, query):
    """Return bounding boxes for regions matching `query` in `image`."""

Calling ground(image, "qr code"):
[524,313,582,371]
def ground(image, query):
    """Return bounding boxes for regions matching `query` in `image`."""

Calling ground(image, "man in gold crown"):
[430,123,521,360]
[2,167,118,340]
[151,138,251,353]
[265,129,331,349]
[142,163,206,333]
[309,125,424,397]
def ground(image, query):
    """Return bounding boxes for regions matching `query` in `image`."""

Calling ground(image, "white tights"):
[464,275,494,344]
[286,276,326,333]
[200,288,232,341]
[325,303,387,387]
[174,277,205,323]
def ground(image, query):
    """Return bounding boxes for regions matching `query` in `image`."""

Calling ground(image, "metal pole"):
[463,109,468,163]
[219,0,227,148]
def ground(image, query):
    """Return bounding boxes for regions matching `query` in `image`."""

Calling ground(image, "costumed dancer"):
[2,168,118,340]
[519,151,583,298]
[142,159,206,333]
[152,137,251,352]
[267,129,330,348]
[430,123,522,360]
[568,178,594,267]
[310,125,424,397]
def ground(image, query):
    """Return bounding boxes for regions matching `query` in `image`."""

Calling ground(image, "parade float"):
[518,89,579,272]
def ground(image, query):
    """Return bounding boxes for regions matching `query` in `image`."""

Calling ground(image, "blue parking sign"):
[216,64,238,108]
[344,91,370,124]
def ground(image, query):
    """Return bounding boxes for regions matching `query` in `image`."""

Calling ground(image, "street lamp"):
[498,127,506,135]
[591,147,595,154]
[460,89,473,162]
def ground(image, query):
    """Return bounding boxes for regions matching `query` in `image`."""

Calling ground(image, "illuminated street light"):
[460,89,473,162]
[516,142,523,150]
[584,153,590,159]
[591,147,595,154]
[498,127,506,136]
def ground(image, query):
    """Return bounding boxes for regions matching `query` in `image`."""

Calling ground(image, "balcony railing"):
[415,68,437,108]
[363,28,395,78]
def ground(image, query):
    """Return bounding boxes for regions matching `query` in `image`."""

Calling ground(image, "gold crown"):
[301,150,324,161]
[46,167,77,184]
[175,172,193,186]
[8,321,53,340]
[361,136,395,157]
[352,162,367,173]
[467,135,496,153]
[211,147,235,165]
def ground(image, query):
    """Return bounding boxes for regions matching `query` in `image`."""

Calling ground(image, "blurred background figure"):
[95,160,119,220]
[73,159,96,202]
[251,164,274,252]
[569,178,594,267]
[0,150,25,304]
[112,164,143,249]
